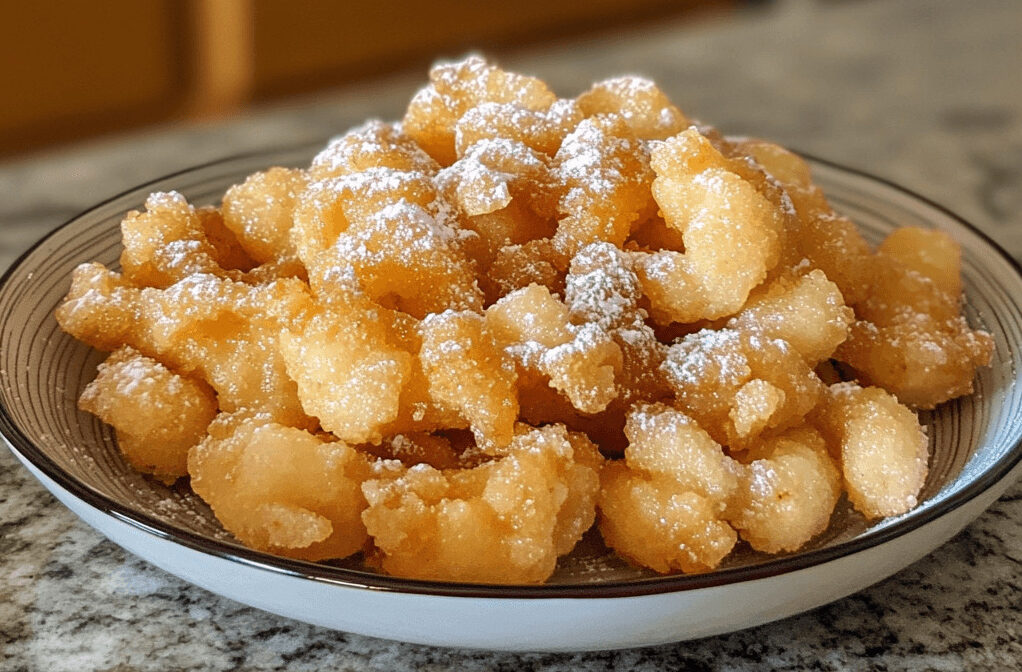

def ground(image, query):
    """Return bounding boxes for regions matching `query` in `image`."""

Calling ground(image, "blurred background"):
[0,0,746,157]
[0,0,1017,254]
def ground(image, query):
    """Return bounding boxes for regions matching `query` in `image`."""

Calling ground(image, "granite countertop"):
[1,0,1020,669]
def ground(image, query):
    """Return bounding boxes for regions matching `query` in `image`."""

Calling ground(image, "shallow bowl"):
[2,147,1020,651]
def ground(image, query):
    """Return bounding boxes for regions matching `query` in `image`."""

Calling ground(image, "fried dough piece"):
[454,99,583,158]
[189,414,372,561]
[740,140,992,407]
[552,116,654,257]
[728,268,854,365]
[878,226,962,298]
[419,310,519,452]
[838,228,993,408]
[294,169,483,317]
[725,426,841,553]
[736,138,872,305]
[145,273,313,427]
[120,192,250,288]
[361,423,602,584]
[598,403,738,573]
[403,55,557,166]
[280,295,412,444]
[79,346,217,482]
[485,238,568,300]
[222,167,310,265]
[576,76,688,140]
[662,328,823,449]
[812,382,929,518]
[56,262,146,352]
[486,245,670,437]
[123,189,307,288]
[280,290,465,443]
[435,138,559,268]
[292,168,437,265]
[487,283,622,415]
[633,129,785,324]
[309,120,439,181]
[58,264,313,428]
[838,317,993,409]
[564,242,670,406]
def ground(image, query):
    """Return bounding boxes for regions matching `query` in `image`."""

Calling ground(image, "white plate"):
[2,148,1020,651]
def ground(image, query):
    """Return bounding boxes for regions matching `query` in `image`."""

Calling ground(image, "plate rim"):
[2,147,1021,600]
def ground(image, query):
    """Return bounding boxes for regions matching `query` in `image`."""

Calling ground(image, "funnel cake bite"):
[362,424,601,584]
[79,346,217,482]
[599,403,738,574]
[725,426,842,553]
[189,413,372,561]
[634,129,786,324]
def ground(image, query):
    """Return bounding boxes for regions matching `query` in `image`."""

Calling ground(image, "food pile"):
[57,56,993,583]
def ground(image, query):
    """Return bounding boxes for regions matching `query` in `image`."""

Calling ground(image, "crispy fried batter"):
[189,414,371,561]
[812,382,929,518]
[362,423,601,583]
[599,403,738,573]
[79,346,217,482]
[633,129,785,323]
[725,426,841,553]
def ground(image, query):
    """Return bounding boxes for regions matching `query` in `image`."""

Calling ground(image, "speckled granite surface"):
[1,0,1020,669]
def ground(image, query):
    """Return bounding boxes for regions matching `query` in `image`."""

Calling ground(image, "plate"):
[2,147,1020,651]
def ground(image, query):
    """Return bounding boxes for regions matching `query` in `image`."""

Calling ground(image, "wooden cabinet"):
[249,0,712,98]
[0,1,188,154]
[0,0,728,155]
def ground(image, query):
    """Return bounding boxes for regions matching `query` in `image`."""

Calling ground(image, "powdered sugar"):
[565,242,642,330]
[663,328,749,388]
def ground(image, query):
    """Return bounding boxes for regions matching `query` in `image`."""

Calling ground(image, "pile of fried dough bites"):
[58,57,993,583]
